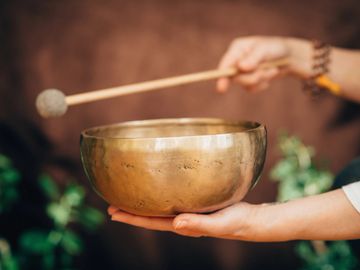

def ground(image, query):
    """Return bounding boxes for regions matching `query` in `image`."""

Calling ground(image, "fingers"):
[234,67,279,92]
[216,36,289,93]
[216,78,230,93]
[249,81,270,92]
[108,205,222,237]
[238,43,269,71]
[110,208,174,232]
[109,207,204,237]
[108,203,252,240]
[108,205,119,215]
[173,213,225,237]
[216,39,254,93]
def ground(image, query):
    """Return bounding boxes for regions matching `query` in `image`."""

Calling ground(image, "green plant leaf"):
[61,230,83,255]
[19,230,54,254]
[47,203,70,226]
[0,153,104,269]
[277,178,304,202]
[64,184,85,207]
[0,154,11,168]
[42,252,55,270]
[1,256,20,270]
[0,159,20,212]
[296,241,317,264]
[296,241,358,270]
[270,158,297,181]
[77,206,105,231]
[0,238,19,270]
[48,230,63,245]
[38,174,60,200]
[0,170,20,185]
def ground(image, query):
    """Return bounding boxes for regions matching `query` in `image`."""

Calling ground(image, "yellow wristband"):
[315,75,341,96]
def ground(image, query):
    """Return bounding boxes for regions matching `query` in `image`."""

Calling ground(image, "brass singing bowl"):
[80,118,267,216]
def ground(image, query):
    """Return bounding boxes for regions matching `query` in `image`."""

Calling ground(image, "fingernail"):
[175,220,187,229]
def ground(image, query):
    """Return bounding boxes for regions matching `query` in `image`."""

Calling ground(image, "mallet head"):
[36,89,68,118]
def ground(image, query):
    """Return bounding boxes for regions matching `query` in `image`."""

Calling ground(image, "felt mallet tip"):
[36,89,68,118]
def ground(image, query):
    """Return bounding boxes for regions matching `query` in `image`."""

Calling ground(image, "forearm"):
[285,38,360,102]
[254,189,360,241]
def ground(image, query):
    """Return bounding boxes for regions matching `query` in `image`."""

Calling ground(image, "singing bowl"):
[80,118,267,216]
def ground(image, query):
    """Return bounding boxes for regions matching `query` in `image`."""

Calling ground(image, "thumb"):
[173,213,220,235]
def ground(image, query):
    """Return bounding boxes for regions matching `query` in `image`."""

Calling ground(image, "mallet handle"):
[65,58,289,106]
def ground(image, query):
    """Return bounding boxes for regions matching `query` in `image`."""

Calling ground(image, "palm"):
[109,202,255,239]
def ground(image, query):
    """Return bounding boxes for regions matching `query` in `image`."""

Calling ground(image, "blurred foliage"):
[270,134,333,202]
[0,153,104,270]
[270,133,358,270]
[296,241,357,270]
[0,239,18,270]
[0,155,21,213]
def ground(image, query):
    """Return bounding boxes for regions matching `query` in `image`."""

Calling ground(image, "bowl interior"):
[82,118,261,139]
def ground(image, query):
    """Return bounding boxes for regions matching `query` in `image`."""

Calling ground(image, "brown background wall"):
[1,0,360,269]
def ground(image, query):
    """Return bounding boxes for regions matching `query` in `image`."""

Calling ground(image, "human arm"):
[216,36,360,103]
[109,188,360,241]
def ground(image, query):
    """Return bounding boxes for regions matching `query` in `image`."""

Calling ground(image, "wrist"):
[284,37,313,79]
[237,203,294,242]
[250,202,304,242]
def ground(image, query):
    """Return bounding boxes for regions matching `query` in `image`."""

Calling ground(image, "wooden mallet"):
[36,58,288,118]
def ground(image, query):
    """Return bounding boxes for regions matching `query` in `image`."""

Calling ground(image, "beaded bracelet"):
[303,40,341,96]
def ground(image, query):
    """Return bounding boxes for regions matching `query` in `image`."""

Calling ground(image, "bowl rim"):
[81,117,265,141]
